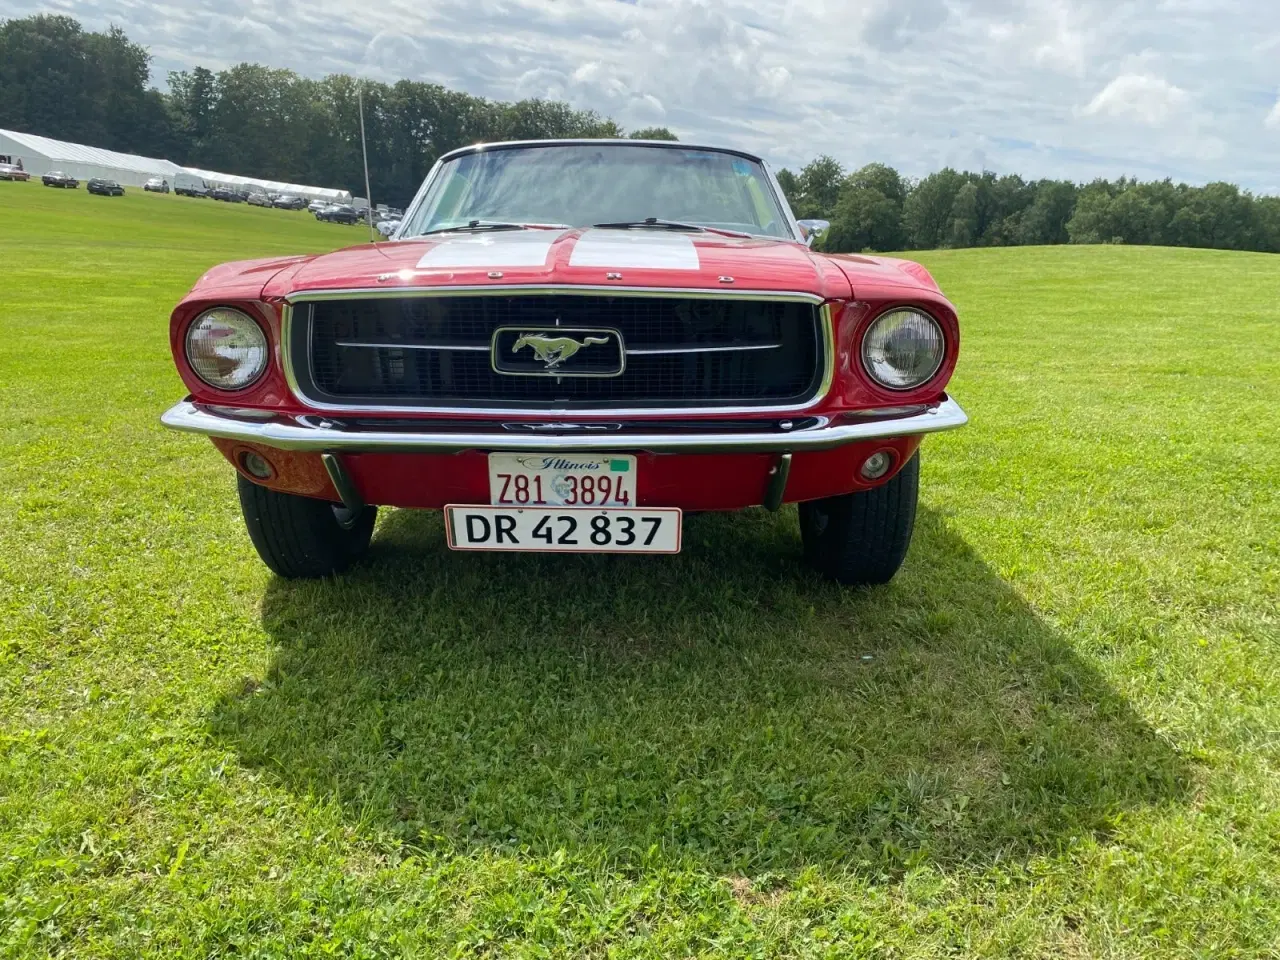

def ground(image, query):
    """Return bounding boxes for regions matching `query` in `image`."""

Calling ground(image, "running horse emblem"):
[512,333,611,368]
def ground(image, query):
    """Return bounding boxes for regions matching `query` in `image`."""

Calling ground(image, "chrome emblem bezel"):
[490,325,626,378]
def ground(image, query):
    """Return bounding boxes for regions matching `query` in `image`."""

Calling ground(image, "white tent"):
[0,128,179,187]
[0,128,353,200]
[178,166,352,203]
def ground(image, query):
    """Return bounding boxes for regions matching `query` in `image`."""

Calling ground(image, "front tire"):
[237,475,377,579]
[799,452,920,586]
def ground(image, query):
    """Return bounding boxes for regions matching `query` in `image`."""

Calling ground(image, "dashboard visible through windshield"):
[400,144,794,240]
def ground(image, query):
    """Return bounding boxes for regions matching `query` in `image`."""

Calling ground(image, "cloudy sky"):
[7,0,1280,191]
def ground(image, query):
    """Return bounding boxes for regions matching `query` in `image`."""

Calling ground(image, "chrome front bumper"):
[161,396,967,454]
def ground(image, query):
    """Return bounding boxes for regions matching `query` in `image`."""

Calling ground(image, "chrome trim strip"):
[626,342,780,356]
[761,160,806,243]
[284,285,825,304]
[335,340,488,352]
[335,340,782,356]
[206,405,278,420]
[321,453,365,512]
[160,396,968,455]
[435,138,771,167]
[280,293,835,418]
[763,453,792,512]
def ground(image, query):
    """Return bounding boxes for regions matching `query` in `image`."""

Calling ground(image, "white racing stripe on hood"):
[415,230,566,269]
[569,231,700,270]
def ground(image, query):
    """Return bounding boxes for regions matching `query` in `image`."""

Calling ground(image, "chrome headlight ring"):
[184,307,269,391]
[860,307,946,391]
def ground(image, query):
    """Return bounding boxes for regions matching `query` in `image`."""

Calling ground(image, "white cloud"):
[863,0,949,48]
[1077,72,1229,163]
[1081,74,1189,127]
[1267,95,1280,130]
[984,0,1088,75]
[3,0,1279,191]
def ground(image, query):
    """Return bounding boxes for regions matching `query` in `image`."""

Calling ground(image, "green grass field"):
[1,181,1278,958]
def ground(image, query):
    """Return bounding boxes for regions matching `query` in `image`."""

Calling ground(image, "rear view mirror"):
[796,219,830,248]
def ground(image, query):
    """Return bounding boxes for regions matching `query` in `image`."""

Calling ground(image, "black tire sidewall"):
[237,475,376,579]
[799,451,921,586]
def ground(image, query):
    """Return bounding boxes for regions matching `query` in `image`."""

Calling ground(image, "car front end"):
[162,140,966,583]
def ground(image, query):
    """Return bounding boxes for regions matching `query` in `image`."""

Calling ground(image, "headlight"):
[861,308,945,390]
[185,307,268,390]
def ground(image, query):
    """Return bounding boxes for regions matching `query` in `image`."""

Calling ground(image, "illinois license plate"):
[488,453,636,507]
[445,506,681,553]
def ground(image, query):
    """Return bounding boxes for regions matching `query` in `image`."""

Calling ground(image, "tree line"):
[2,14,1277,253]
[776,158,1280,255]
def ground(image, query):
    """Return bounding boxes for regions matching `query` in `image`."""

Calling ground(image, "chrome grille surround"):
[281,286,834,416]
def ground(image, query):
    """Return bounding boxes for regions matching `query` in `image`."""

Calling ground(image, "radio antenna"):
[358,82,376,242]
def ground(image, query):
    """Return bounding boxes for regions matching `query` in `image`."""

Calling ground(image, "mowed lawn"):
[1,181,1278,959]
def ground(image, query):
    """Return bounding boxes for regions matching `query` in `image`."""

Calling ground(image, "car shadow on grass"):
[211,505,1188,875]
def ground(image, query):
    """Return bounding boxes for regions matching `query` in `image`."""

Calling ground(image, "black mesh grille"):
[295,294,824,409]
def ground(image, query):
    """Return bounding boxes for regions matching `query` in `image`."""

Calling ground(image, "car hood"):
[262,228,853,300]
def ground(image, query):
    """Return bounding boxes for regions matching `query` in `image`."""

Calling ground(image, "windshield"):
[401,144,794,239]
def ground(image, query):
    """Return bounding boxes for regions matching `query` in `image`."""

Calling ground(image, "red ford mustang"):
[163,140,966,584]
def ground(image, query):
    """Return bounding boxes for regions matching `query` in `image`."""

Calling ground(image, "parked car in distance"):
[87,178,125,196]
[306,199,330,213]
[316,203,360,224]
[375,218,401,238]
[144,177,170,193]
[246,192,273,207]
[0,163,30,182]
[161,139,967,584]
[210,187,245,203]
[174,173,210,198]
[273,194,307,210]
[42,171,79,188]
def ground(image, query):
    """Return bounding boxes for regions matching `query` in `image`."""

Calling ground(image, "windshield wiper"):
[419,220,570,236]
[591,217,753,239]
